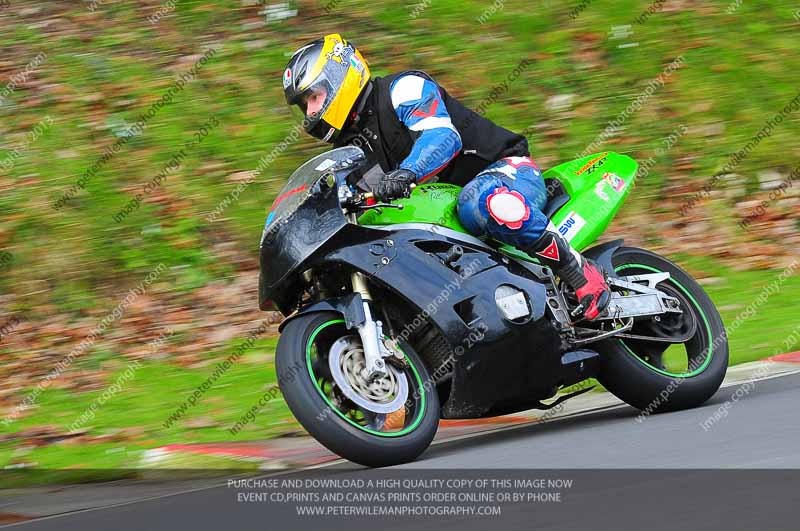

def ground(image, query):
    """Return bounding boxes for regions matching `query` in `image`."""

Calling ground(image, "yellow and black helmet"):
[283,34,371,142]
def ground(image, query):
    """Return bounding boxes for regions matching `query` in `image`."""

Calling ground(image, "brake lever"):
[346,183,415,212]
[351,202,405,212]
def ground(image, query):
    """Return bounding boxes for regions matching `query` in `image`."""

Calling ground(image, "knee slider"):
[486,187,531,230]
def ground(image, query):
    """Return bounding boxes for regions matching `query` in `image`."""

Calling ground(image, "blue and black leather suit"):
[336,71,551,249]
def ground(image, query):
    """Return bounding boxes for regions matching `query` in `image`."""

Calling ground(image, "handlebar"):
[361,183,417,201]
[342,183,418,213]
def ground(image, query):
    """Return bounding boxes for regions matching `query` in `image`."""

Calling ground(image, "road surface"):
[5,372,800,531]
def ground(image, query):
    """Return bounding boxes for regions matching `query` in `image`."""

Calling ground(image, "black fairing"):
[259,147,365,311]
[259,180,346,311]
[302,224,575,419]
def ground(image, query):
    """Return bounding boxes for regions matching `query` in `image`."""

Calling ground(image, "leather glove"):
[372,169,417,202]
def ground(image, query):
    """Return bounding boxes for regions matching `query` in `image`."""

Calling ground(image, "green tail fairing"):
[359,152,638,255]
[544,151,638,251]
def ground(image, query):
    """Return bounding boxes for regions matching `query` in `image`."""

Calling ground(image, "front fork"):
[343,207,405,380]
[351,271,397,381]
[340,210,389,381]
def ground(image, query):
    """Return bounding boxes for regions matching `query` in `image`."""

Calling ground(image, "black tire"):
[595,247,728,413]
[275,311,440,467]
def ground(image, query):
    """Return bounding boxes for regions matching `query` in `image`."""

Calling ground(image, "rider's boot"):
[525,224,611,321]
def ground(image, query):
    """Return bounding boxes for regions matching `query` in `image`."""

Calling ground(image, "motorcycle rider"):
[282,34,609,320]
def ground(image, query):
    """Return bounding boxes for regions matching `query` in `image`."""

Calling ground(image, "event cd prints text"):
[229,476,574,517]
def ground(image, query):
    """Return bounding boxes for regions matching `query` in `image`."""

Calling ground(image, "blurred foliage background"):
[0,0,799,470]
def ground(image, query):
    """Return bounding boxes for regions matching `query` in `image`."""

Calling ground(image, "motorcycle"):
[259,146,728,467]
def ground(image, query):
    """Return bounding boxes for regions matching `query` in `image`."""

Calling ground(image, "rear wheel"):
[276,311,439,467]
[596,247,728,413]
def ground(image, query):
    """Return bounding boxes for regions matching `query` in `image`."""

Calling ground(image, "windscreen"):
[265,146,364,228]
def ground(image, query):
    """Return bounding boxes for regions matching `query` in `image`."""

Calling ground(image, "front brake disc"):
[328,336,409,414]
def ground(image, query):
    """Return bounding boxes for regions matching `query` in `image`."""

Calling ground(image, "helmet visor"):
[289,87,336,142]
[294,75,340,141]
[296,82,331,118]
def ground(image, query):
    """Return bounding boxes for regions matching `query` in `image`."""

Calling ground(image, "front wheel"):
[596,247,728,413]
[276,311,440,467]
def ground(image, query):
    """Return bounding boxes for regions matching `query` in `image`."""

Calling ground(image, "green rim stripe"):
[306,319,426,437]
[615,264,714,378]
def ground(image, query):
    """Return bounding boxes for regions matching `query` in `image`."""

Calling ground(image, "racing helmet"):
[283,34,371,142]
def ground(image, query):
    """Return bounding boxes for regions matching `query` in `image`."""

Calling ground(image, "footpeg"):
[570,303,586,318]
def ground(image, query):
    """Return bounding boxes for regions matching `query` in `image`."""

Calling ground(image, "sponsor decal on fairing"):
[602,172,626,192]
[557,211,586,242]
[575,152,609,175]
